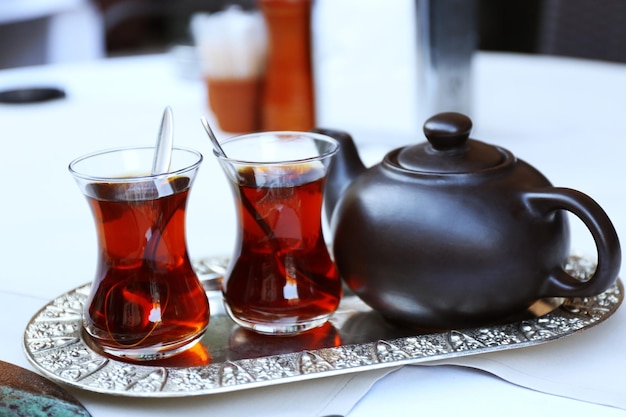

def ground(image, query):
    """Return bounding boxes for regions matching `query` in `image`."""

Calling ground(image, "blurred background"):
[1,0,626,70]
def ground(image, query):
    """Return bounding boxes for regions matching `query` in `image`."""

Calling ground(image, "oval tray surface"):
[23,255,622,398]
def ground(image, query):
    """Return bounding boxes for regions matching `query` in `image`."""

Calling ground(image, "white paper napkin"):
[70,367,398,417]
[422,302,626,409]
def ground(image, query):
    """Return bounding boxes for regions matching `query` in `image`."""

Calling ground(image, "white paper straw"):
[190,7,267,79]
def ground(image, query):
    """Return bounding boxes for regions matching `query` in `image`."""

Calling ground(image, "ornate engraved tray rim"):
[23,256,623,398]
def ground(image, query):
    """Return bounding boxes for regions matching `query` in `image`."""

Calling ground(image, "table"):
[1,50,625,416]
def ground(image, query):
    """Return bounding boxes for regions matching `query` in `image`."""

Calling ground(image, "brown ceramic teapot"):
[315,112,621,329]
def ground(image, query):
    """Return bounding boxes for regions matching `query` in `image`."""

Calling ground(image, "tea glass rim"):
[68,146,203,183]
[214,131,339,166]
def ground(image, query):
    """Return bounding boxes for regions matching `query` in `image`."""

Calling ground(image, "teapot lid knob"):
[424,112,472,150]
[396,112,506,173]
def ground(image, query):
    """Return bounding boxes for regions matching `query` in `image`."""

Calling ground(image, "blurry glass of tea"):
[69,147,210,361]
[215,131,341,335]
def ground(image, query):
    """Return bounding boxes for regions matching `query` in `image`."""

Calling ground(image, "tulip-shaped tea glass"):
[69,147,210,360]
[216,131,341,334]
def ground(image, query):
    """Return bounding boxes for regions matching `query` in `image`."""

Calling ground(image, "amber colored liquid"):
[206,77,261,133]
[83,178,210,355]
[228,322,341,360]
[224,165,341,330]
[258,0,314,131]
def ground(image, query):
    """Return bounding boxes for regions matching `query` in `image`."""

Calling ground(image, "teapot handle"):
[525,187,621,297]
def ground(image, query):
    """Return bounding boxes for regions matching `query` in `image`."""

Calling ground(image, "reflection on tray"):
[23,255,623,397]
[82,256,567,369]
[83,289,563,368]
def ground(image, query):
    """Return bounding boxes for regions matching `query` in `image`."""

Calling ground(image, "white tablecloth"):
[1,50,626,416]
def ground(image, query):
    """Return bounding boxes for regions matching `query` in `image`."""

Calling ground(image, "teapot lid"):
[397,112,506,173]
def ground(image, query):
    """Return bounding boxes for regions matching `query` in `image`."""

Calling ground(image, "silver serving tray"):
[23,255,622,398]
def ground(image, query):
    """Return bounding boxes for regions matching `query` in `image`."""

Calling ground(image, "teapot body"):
[332,148,569,329]
[320,113,620,330]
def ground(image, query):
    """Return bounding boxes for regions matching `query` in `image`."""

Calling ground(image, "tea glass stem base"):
[82,326,207,362]
[224,304,331,335]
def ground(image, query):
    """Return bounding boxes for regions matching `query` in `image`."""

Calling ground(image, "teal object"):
[0,360,90,417]
[0,386,90,417]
